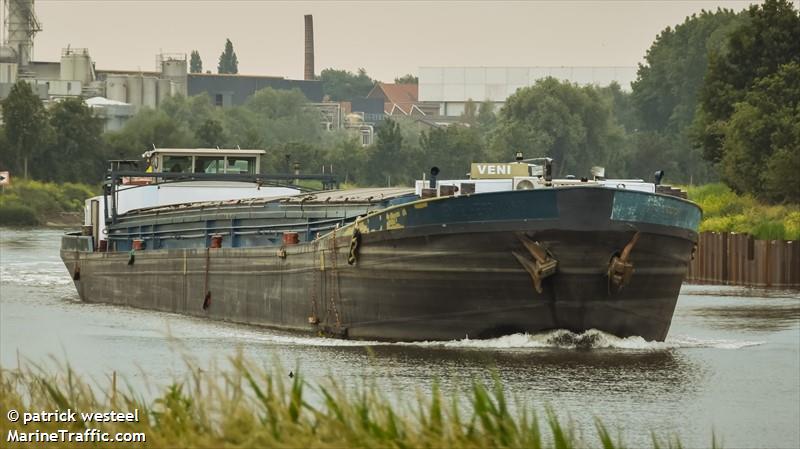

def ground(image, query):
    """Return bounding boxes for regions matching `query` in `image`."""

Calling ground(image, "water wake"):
[0,262,72,287]
[413,329,765,350]
[241,328,764,351]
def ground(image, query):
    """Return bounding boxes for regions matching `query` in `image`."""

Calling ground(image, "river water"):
[1,228,798,448]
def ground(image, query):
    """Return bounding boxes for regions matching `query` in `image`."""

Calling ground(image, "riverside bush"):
[0,179,96,226]
[686,183,800,240]
[0,204,39,226]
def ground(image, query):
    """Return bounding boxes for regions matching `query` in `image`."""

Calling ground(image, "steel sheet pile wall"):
[687,232,799,288]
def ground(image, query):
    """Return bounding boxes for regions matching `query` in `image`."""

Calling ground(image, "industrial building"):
[3,2,638,141]
[0,1,323,131]
[419,66,637,116]
[188,73,322,107]
[0,0,189,128]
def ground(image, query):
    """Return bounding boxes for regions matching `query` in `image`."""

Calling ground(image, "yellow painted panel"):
[470,163,529,179]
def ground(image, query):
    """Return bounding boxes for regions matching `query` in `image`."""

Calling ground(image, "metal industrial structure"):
[0,1,323,131]
[0,0,188,128]
[1,0,40,67]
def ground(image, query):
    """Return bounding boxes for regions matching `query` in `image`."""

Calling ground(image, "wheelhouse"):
[144,148,264,175]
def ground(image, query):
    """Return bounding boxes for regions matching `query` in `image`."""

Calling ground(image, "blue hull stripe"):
[611,191,701,231]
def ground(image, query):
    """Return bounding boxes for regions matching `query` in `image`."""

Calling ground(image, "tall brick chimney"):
[304,15,315,81]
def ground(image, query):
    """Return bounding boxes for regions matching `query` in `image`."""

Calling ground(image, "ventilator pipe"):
[429,166,440,189]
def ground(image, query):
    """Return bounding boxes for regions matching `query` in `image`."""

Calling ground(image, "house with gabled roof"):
[366,82,438,117]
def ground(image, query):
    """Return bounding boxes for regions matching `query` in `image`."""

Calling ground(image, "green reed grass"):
[0,354,721,449]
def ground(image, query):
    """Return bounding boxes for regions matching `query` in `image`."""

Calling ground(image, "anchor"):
[608,231,641,293]
[512,233,558,294]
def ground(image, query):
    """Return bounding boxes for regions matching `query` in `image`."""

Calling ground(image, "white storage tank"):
[105,75,128,103]
[142,76,158,108]
[160,55,187,96]
[157,78,172,105]
[1,62,18,83]
[60,56,74,81]
[127,75,143,108]
[60,49,93,85]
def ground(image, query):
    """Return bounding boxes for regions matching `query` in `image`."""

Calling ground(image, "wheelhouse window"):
[162,155,192,173]
[226,157,256,174]
[195,156,225,174]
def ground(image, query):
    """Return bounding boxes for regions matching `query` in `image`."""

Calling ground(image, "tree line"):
[189,39,239,74]
[0,0,797,202]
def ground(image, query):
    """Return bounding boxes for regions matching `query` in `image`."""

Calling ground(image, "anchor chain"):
[347,228,362,265]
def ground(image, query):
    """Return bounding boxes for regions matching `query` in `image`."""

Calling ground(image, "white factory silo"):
[105,75,128,103]
[159,53,187,96]
[156,78,172,105]
[142,76,157,108]
[0,46,18,83]
[60,48,93,84]
[127,75,143,108]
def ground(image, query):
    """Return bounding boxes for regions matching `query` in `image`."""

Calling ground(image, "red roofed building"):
[366,82,437,116]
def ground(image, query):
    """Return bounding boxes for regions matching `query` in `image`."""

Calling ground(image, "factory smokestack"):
[304,14,315,81]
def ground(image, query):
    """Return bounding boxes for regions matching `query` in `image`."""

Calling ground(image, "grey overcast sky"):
[11,1,782,82]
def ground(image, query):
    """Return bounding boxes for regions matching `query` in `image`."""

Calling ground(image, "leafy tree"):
[365,119,404,186]
[600,82,639,134]
[318,68,375,101]
[321,132,368,184]
[0,81,52,178]
[217,39,239,74]
[46,98,105,183]
[197,118,225,148]
[104,109,196,159]
[394,74,418,84]
[420,125,485,180]
[461,99,477,126]
[276,141,323,177]
[217,107,264,150]
[476,100,497,133]
[242,87,322,148]
[695,0,800,163]
[718,62,800,202]
[489,78,624,177]
[633,9,742,135]
[190,50,203,74]
[629,9,743,184]
[623,132,682,184]
[0,126,6,170]
[160,93,217,134]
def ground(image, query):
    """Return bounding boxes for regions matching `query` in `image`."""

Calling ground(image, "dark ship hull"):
[61,186,700,342]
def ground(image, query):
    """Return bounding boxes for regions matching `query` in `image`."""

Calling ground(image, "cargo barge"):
[61,148,701,341]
